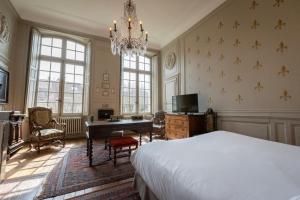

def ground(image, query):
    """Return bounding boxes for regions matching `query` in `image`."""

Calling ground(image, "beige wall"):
[0,0,18,111]
[161,0,300,144]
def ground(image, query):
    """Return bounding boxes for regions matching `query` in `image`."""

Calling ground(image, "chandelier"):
[109,0,148,56]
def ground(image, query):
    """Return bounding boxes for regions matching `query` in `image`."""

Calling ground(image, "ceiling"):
[10,0,226,49]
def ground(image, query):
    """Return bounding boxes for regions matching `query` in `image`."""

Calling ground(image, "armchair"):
[28,107,66,152]
[152,111,166,138]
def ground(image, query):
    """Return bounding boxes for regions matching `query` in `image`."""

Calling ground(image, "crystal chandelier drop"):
[109,0,148,56]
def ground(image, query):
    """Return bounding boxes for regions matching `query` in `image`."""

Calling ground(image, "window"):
[33,36,87,115]
[121,55,152,114]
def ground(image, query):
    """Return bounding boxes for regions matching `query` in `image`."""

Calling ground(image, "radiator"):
[57,117,83,137]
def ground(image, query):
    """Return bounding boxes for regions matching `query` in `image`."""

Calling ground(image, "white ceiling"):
[10,0,226,49]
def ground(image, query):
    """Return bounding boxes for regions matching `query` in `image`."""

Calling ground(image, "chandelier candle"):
[109,0,148,56]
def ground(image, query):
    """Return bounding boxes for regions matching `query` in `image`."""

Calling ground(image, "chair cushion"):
[109,136,138,148]
[39,129,64,138]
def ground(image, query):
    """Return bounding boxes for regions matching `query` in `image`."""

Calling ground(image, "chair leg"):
[129,146,131,158]
[37,141,40,153]
[86,138,89,156]
[109,145,112,160]
[114,148,117,167]
[62,133,66,147]
[104,138,107,150]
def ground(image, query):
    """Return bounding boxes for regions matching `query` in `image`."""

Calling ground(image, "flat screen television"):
[172,93,199,114]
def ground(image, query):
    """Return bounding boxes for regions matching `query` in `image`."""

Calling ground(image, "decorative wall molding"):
[0,12,10,43]
[218,114,300,146]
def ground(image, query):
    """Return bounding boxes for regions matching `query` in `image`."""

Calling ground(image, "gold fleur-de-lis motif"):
[187,47,191,53]
[208,97,213,105]
[207,37,211,43]
[207,66,212,72]
[207,51,212,58]
[233,38,241,47]
[197,49,200,55]
[220,70,225,79]
[218,21,224,30]
[208,82,212,87]
[234,57,242,65]
[236,94,243,103]
[278,65,290,76]
[280,90,291,101]
[276,42,288,53]
[235,75,242,83]
[196,36,200,42]
[218,37,224,45]
[249,0,259,10]
[252,40,262,49]
[251,20,260,29]
[253,60,263,70]
[274,19,286,30]
[221,88,226,94]
[219,53,224,61]
[273,0,284,7]
[233,21,240,30]
[254,81,264,92]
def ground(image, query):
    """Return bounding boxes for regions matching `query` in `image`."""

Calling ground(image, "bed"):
[131,131,300,200]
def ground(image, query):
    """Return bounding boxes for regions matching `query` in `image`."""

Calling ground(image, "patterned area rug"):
[37,145,135,199]
[69,179,140,200]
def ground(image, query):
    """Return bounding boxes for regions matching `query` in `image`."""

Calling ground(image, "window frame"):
[121,54,152,115]
[35,35,87,116]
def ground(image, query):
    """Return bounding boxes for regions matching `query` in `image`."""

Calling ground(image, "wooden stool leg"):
[129,146,131,158]
[114,148,117,167]
[109,145,111,160]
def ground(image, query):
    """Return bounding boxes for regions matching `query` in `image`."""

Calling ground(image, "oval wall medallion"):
[165,52,176,70]
[0,13,10,43]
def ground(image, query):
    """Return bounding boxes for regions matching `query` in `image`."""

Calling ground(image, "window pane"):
[37,102,47,108]
[130,73,136,80]
[74,83,83,93]
[49,92,59,102]
[123,72,129,80]
[48,102,58,113]
[51,62,61,72]
[64,83,74,93]
[65,64,75,74]
[63,103,73,113]
[66,50,75,60]
[38,81,49,92]
[74,94,82,103]
[73,104,82,113]
[75,75,83,84]
[52,38,62,48]
[41,46,51,56]
[130,89,136,96]
[139,74,144,81]
[65,74,74,83]
[37,92,48,102]
[39,71,49,81]
[130,81,136,88]
[145,74,150,82]
[76,43,85,52]
[139,56,145,62]
[40,60,50,71]
[49,82,60,92]
[64,93,73,102]
[52,48,62,58]
[75,65,84,75]
[124,60,130,68]
[145,57,150,64]
[50,72,60,82]
[42,37,52,46]
[76,52,84,61]
[145,64,151,71]
[130,61,136,69]
[123,80,129,88]
[67,41,76,50]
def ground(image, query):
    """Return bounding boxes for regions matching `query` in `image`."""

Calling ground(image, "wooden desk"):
[85,119,153,166]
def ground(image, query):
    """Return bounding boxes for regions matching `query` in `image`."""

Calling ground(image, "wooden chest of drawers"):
[165,114,206,140]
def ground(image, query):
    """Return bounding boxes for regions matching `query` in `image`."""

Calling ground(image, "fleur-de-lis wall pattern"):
[176,0,298,108]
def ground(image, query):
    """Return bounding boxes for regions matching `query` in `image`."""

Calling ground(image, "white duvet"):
[131,131,300,200]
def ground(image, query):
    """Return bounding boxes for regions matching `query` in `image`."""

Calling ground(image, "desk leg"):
[150,131,152,142]
[86,138,89,156]
[89,139,93,166]
[139,133,142,146]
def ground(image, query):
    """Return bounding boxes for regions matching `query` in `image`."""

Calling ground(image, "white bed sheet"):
[131,131,300,200]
